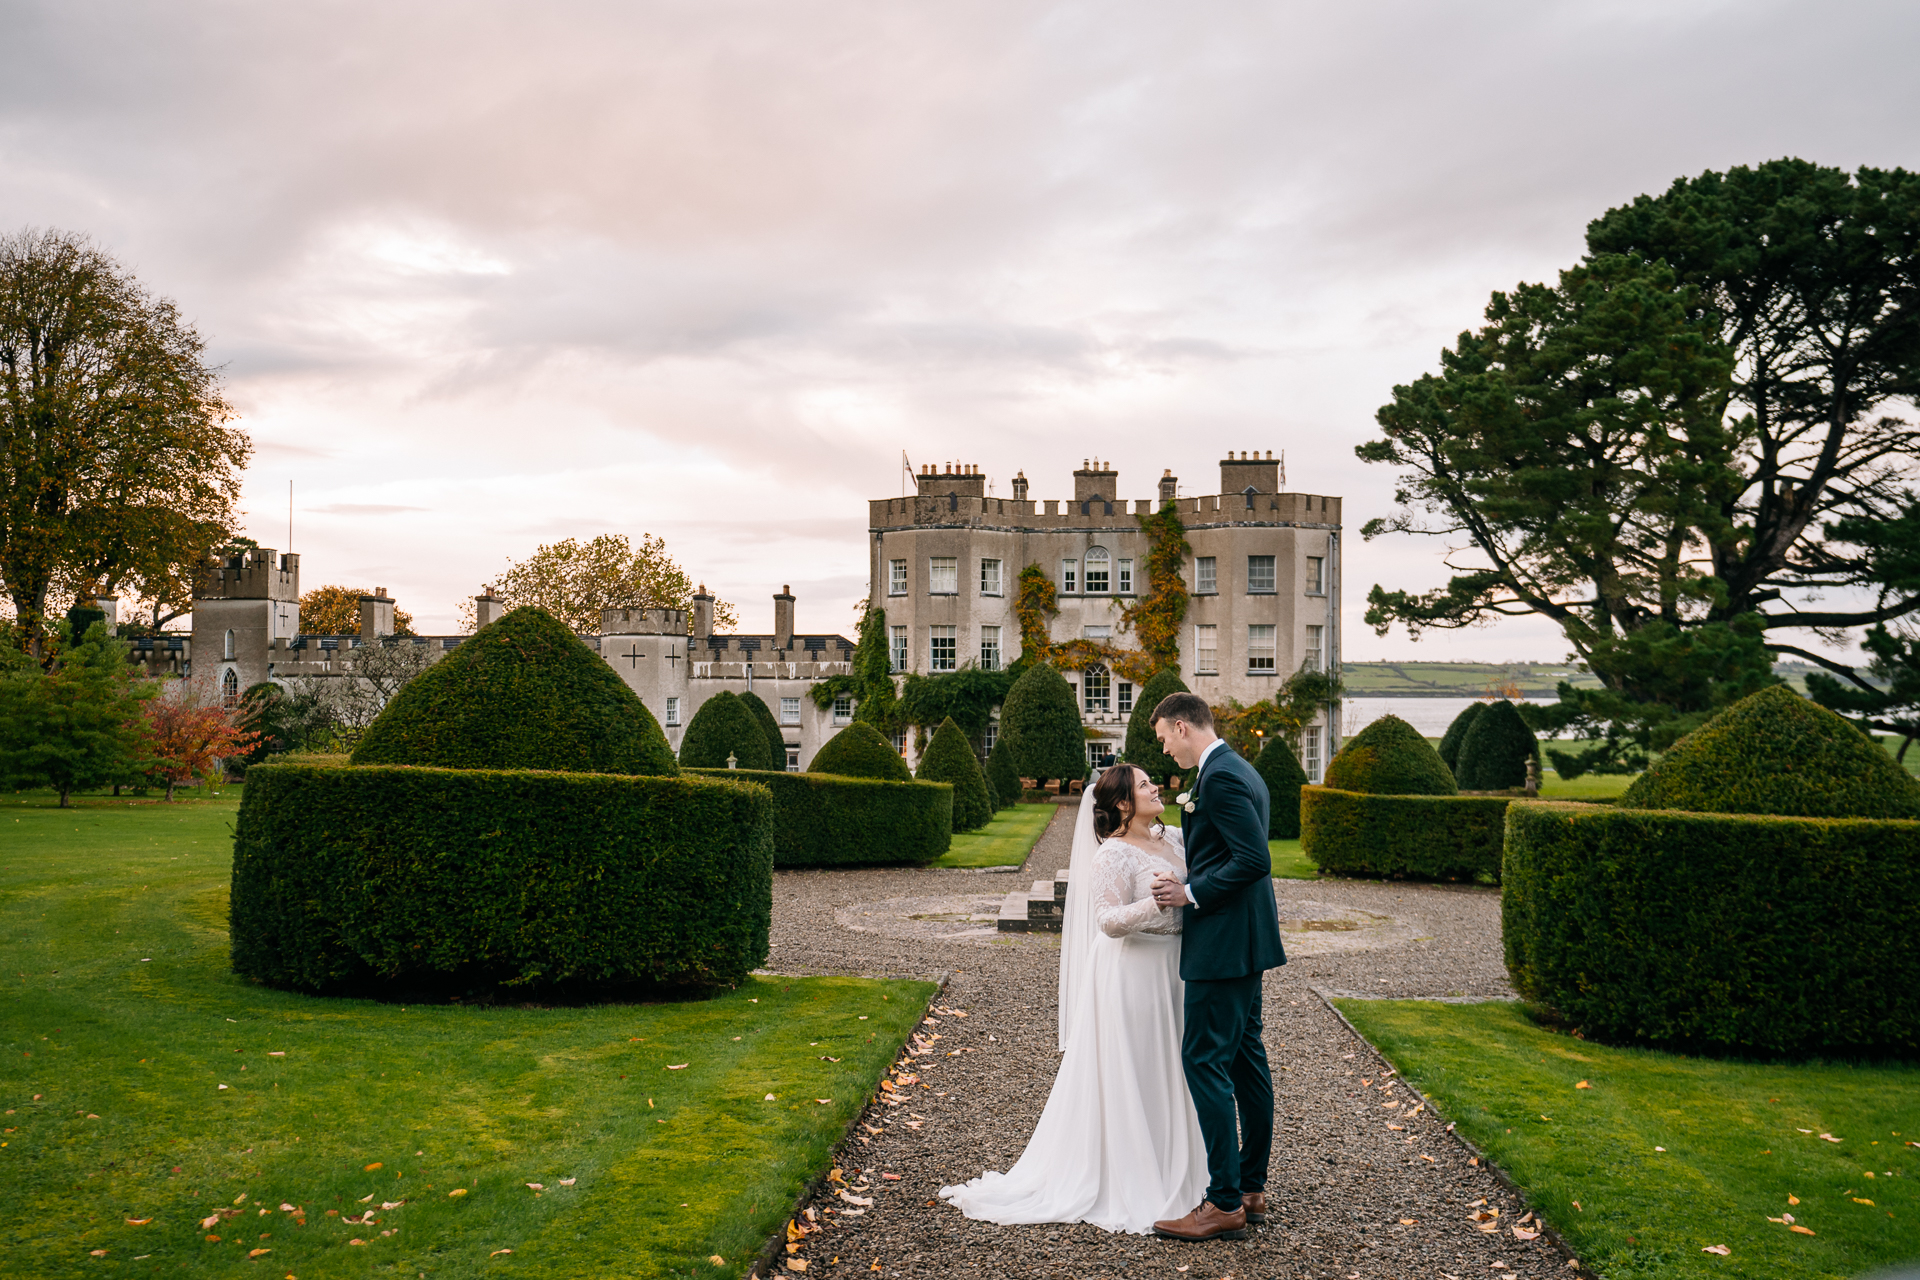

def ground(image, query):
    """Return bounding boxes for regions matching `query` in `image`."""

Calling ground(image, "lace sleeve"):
[1092,841,1181,937]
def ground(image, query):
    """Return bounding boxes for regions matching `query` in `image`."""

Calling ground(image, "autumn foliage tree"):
[0,229,249,652]
[464,533,735,634]
[142,692,256,801]
[297,585,416,636]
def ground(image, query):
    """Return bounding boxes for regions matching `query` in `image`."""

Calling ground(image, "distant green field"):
[1345,660,1825,698]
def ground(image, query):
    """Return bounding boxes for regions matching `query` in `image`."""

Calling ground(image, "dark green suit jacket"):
[1179,744,1287,982]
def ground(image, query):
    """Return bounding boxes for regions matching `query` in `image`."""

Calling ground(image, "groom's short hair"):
[1150,692,1213,731]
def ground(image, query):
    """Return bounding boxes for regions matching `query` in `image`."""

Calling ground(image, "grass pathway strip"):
[936,802,1055,868]
[0,787,932,1279]
[1337,998,1920,1280]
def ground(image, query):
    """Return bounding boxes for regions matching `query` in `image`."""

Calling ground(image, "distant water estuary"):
[1342,696,1514,738]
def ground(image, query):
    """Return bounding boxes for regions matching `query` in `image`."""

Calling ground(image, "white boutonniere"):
[1176,791,1195,813]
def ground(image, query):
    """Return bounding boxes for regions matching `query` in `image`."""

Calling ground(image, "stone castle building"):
[872,453,1342,779]
[136,449,1340,776]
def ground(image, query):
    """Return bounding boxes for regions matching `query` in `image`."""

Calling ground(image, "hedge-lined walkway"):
[765,804,1578,1279]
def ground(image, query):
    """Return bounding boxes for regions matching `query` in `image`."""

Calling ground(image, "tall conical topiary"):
[1323,714,1457,795]
[1002,663,1086,787]
[917,716,993,832]
[1620,684,1920,818]
[1124,668,1190,784]
[1254,735,1309,839]
[809,722,912,780]
[1436,702,1485,774]
[352,606,677,775]
[678,691,775,771]
[986,733,1022,809]
[1454,700,1537,791]
[738,691,788,768]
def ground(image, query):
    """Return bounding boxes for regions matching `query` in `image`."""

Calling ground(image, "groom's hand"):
[1149,872,1186,908]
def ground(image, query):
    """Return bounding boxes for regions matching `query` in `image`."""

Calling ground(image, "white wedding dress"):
[939,790,1209,1233]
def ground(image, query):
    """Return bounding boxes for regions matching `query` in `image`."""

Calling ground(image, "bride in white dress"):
[939,764,1209,1234]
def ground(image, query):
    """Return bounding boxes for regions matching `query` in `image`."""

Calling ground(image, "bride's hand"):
[1149,872,1186,908]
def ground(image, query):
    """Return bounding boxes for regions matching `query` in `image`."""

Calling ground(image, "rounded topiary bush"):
[809,722,912,781]
[915,716,993,832]
[1436,702,1485,774]
[1002,663,1086,786]
[738,692,789,768]
[351,606,677,775]
[1254,735,1308,839]
[1124,668,1190,784]
[1323,715,1457,796]
[1619,684,1920,818]
[986,734,1021,809]
[678,691,775,771]
[1454,700,1538,791]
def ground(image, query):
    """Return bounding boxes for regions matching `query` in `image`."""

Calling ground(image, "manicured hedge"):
[1323,714,1458,796]
[351,606,677,776]
[680,691,775,771]
[1620,684,1920,819]
[1455,699,1538,791]
[1002,663,1086,785]
[687,767,951,866]
[1254,735,1308,840]
[1124,668,1190,784]
[738,691,790,768]
[1437,702,1484,774]
[231,762,774,994]
[1503,801,1920,1057]
[917,716,993,832]
[809,722,912,780]
[1300,784,1509,881]
[986,735,1021,810]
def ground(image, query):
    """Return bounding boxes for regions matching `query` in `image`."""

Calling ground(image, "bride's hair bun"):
[1091,765,1138,840]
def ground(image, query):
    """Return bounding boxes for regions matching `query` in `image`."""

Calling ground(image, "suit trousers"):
[1180,972,1273,1210]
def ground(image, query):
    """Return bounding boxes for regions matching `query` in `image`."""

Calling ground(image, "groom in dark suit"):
[1147,692,1287,1241]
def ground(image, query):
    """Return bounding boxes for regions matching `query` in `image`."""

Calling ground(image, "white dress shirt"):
[1181,738,1229,905]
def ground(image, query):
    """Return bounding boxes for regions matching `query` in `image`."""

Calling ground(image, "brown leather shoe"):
[1241,1191,1268,1224]
[1152,1200,1247,1241]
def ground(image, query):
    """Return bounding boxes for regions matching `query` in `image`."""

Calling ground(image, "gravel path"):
[765,803,1575,1280]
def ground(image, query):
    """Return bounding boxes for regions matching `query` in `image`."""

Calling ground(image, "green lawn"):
[936,801,1056,868]
[1337,999,1920,1280]
[1,787,932,1280]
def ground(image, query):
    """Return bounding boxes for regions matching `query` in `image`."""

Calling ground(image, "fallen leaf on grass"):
[526,1184,543,1192]
[125,1218,151,1226]
[348,1239,366,1246]
[279,1204,297,1213]
[267,1051,284,1056]
[200,1215,222,1230]
[819,1056,841,1063]
[1655,1147,1666,1152]
[448,1190,467,1198]
[1575,1081,1591,1089]
[89,1250,108,1257]
[559,1179,576,1186]
[380,1201,404,1210]
[1788,1195,1800,1205]
[490,1248,513,1257]
[364,1162,382,1171]
[1702,1245,1730,1255]
[1790,1225,1816,1235]
[815,1099,833,1105]
[204,1236,220,1244]
[1820,1133,1842,1143]
[1854,1198,1875,1206]
[358,1194,374,1203]
[710,1258,726,1267]
[765,1094,778,1101]
[217,1084,229,1091]
[248,1248,272,1258]
[666,1064,689,1070]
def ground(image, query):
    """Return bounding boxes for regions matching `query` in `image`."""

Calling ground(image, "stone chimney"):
[1073,458,1118,504]
[474,587,507,628]
[692,584,714,640]
[773,585,796,650]
[358,588,395,638]
[1158,469,1178,505]
[1219,450,1280,497]
[1010,470,1029,502]
[94,594,119,635]
[915,461,986,499]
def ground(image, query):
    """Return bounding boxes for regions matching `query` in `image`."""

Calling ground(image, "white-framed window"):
[221,667,239,708]
[980,558,1003,596]
[1195,624,1219,675]
[1082,624,1110,642]
[224,629,236,660]
[891,729,908,756]
[984,719,998,751]
[1060,558,1078,594]
[1083,664,1111,713]
[1248,555,1276,594]
[786,746,801,772]
[1196,557,1217,594]
[1084,547,1111,594]
[1248,624,1277,672]
[780,697,801,724]
[889,559,908,596]
[930,625,957,671]
[1117,681,1134,715]
[1117,559,1133,594]
[1305,624,1323,673]
[832,695,853,724]
[890,625,908,673]
[980,625,1001,671]
[665,696,681,726]
[1087,741,1116,767]
[1304,725,1322,782]
[929,557,958,594]
[1305,555,1325,595]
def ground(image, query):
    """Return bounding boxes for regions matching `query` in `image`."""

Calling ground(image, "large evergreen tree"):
[738,691,788,768]
[985,734,1022,809]
[1453,700,1538,791]
[1001,663,1085,787]
[0,622,156,805]
[678,690,774,771]
[1124,668,1189,784]
[1253,735,1308,839]
[917,717,993,832]
[1436,702,1484,774]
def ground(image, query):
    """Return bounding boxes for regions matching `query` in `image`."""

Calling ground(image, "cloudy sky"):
[5,0,1915,658]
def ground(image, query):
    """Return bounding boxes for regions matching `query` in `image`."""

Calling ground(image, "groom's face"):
[1154,716,1199,770]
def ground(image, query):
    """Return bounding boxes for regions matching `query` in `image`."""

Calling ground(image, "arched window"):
[1084,547,1111,594]
[224,629,236,660]
[221,668,240,709]
[1082,664,1111,714]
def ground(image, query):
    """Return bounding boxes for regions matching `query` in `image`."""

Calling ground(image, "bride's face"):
[1130,768,1164,825]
